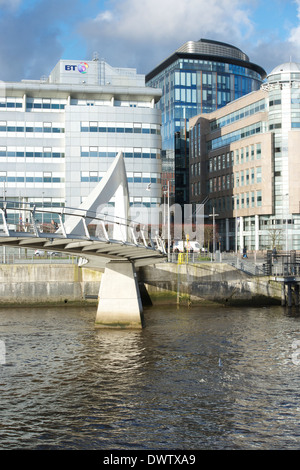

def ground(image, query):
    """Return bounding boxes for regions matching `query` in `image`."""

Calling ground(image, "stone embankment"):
[0,261,281,307]
[138,262,281,306]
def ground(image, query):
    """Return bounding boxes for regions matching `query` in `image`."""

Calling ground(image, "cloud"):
[1,0,299,83]
[246,0,300,74]
[79,0,256,74]
[288,0,300,49]
[0,0,83,81]
[0,0,22,10]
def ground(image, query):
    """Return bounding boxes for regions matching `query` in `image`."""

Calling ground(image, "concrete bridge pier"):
[281,284,286,306]
[95,260,144,329]
[294,284,300,306]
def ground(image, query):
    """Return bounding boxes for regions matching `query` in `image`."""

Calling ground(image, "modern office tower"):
[0,58,162,226]
[146,39,266,205]
[189,62,300,252]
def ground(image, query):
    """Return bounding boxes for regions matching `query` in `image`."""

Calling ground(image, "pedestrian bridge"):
[0,153,167,328]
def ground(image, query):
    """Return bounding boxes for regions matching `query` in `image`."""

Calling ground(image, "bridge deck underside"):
[0,232,166,268]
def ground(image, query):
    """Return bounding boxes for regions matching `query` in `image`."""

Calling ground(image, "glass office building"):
[189,62,300,252]
[146,39,266,205]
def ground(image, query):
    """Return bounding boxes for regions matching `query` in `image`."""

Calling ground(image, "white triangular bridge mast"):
[63,152,147,329]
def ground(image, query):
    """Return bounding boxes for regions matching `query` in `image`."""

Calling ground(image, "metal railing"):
[263,250,300,276]
[0,200,166,254]
[0,252,78,265]
[167,250,273,276]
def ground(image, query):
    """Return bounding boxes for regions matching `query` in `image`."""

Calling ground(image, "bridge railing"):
[0,200,166,254]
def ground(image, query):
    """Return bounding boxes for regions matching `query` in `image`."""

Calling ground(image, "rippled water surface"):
[1,303,300,449]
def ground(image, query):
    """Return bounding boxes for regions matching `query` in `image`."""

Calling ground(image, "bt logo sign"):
[65,62,89,73]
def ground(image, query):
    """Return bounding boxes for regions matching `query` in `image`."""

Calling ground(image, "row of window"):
[0,98,149,110]
[0,172,63,183]
[0,145,160,160]
[208,152,234,172]
[206,144,262,175]
[151,61,260,92]
[0,149,64,158]
[0,122,64,133]
[81,147,159,159]
[80,122,160,135]
[81,171,160,184]
[208,122,264,151]
[235,191,262,208]
[173,87,231,106]
[0,98,67,109]
[235,167,262,186]
[209,174,234,192]
[204,190,263,214]
[235,144,261,164]
[26,103,65,110]
[207,166,262,193]
[210,99,266,131]
[0,102,22,109]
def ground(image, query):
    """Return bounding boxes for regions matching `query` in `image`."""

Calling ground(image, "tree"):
[268,227,283,249]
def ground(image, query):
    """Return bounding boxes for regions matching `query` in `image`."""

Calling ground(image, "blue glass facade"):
[146,39,266,205]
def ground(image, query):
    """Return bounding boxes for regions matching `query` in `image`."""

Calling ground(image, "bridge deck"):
[0,231,166,268]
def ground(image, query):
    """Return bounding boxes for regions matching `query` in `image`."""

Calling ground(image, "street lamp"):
[163,181,170,262]
[285,193,289,252]
[209,206,219,259]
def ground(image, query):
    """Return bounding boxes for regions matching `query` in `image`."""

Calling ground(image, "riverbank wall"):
[138,262,282,306]
[0,262,282,307]
[0,264,101,307]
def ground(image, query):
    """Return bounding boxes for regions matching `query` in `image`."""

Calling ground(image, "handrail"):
[0,200,166,255]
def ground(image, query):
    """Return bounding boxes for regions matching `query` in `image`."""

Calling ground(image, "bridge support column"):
[95,260,144,329]
[294,284,300,307]
[288,284,293,307]
[281,284,286,306]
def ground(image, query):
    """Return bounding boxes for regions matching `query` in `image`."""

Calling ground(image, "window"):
[235,150,239,165]
[43,172,52,183]
[256,167,262,183]
[257,190,262,207]
[256,143,261,160]
[240,149,244,164]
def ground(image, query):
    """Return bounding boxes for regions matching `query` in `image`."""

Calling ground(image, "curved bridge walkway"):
[0,153,166,328]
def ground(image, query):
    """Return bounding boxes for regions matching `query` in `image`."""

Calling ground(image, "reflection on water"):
[1,304,300,449]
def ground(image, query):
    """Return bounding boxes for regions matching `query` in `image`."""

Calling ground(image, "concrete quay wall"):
[0,262,281,307]
[0,264,102,306]
[138,262,282,306]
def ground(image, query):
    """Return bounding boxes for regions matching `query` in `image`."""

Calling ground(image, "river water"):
[1,303,300,450]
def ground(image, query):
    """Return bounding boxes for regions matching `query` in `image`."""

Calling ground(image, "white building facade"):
[0,58,162,225]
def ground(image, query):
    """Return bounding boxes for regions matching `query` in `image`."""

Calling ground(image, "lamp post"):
[231,195,239,254]
[285,193,289,252]
[42,191,44,226]
[209,206,219,259]
[164,181,170,262]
